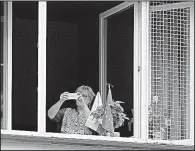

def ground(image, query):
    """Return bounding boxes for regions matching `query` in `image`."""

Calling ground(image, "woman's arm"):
[48,99,65,119]
[48,92,69,119]
[77,95,90,119]
[82,104,90,119]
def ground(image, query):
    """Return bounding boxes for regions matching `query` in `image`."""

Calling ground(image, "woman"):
[48,85,95,135]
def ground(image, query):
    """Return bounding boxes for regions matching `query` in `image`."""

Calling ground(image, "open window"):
[45,1,131,135]
[99,2,136,137]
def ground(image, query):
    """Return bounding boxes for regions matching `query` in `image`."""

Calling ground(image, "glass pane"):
[107,6,134,137]
[12,2,38,131]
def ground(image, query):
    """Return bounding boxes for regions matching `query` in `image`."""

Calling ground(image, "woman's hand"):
[77,94,86,108]
[60,91,69,102]
[76,93,90,118]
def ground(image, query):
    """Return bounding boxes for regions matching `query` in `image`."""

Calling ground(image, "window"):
[46,1,132,135]
[99,2,135,137]
[46,1,134,137]
[1,1,194,146]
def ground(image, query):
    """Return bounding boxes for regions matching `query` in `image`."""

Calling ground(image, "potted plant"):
[90,100,129,136]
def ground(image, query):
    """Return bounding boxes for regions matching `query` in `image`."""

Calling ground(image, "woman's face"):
[76,90,91,106]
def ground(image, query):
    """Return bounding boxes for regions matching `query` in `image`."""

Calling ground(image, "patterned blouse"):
[52,108,92,135]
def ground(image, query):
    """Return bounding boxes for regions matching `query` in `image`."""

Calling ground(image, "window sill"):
[1,130,194,150]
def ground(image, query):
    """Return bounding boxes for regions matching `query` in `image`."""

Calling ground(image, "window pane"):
[107,6,134,137]
[12,2,38,131]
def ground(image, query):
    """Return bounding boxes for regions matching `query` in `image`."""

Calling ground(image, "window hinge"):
[138,66,141,72]
[37,43,39,48]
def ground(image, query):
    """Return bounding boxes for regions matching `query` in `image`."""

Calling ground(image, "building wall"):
[1,130,194,150]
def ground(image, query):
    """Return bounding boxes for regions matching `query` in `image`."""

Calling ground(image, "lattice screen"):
[148,1,191,140]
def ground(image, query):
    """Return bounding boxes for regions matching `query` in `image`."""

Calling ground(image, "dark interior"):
[12,2,38,131]
[11,1,134,137]
[107,6,134,136]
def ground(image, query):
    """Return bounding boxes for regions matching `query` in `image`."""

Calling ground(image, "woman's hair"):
[75,85,95,107]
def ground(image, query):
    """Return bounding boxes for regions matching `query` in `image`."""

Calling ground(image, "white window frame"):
[1,1,194,146]
[38,1,47,133]
[2,1,12,130]
[99,1,140,139]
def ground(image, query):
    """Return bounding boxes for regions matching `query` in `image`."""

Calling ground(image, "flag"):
[102,84,114,136]
[85,92,104,132]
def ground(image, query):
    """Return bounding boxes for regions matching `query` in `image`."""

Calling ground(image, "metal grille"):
[148,1,191,140]
[150,1,182,6]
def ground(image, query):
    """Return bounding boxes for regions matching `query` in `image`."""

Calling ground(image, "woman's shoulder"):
[65,107,75,111]
[60,107,73,112]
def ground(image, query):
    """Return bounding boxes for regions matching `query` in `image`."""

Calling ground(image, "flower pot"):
[106,132,120,137]
[114,132,120,137]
